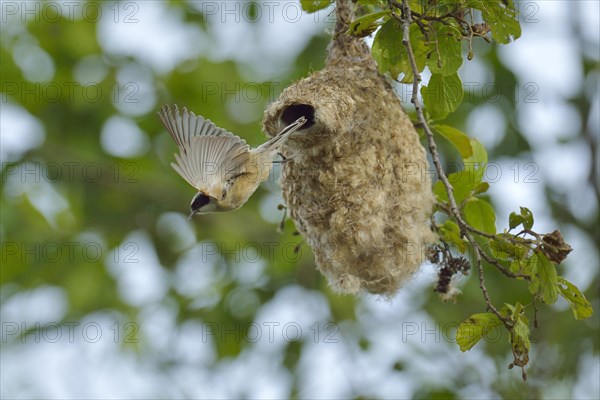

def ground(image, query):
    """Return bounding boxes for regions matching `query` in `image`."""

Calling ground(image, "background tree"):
[1,1,598,398]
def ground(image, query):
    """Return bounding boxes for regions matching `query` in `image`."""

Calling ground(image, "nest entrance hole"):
[280,104,315,130]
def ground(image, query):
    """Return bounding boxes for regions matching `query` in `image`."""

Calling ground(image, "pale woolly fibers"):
[262,0,435,295]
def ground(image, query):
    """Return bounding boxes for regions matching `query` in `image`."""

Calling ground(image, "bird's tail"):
[256,116,307,154]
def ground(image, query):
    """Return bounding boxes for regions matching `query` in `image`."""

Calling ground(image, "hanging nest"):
[262,0,436,295]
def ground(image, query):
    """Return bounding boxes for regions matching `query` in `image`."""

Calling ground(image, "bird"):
[157,105,307,219]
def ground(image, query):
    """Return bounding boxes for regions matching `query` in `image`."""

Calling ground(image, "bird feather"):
[158,105,251,190]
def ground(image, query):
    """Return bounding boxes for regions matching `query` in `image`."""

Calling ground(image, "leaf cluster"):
[432,124,592,377]
[352,0,521,119]
[334,0,594,380]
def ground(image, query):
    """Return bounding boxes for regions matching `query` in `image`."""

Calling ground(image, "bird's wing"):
[157,104,249,153]
[158,105,251,190]
[171,136,251,191]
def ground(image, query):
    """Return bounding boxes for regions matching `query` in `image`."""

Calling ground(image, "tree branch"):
[398,0,509,323]
[395,1,468,235]
[470,237,506,322]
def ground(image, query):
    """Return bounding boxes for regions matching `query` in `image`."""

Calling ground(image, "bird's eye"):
[191,193,210,210]
[280,104,315,129]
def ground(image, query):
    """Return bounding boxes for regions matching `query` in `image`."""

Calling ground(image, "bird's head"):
[188,192,218,219]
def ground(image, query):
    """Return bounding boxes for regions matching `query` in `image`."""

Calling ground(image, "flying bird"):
[158,105,307,219]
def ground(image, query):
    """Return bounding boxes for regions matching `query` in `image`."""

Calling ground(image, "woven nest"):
[262,0,435,295]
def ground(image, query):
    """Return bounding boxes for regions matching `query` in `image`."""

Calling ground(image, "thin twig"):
[465,225,499,240]
[437,199,531,280]
[398,0,508,324]
[479,248,531,281]
[469,235,508,323]
[395,1,468,236]
[436,202,498,239]
[516,229,542,241]
[411,10,454,23]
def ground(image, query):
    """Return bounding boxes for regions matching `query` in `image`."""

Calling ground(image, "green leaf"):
[508,207,533,231]
[470,0,522,44]
[456,313,502,351]
[536,253,559,304]
[300,0,333,13]
[372,19,403,77]
[434,170,478,205]
[373,21,427,82]
[528,277,540,296]
[489,237,528,261]
[528,252,559,304]
[433,179,448,203]
[465,138,488,165]
[451,173,479,204]
[402,23,429,83]
[519,207,534,230]
[512,318,530,351]
[473,182,490,195]
[432,139,488,207]
[348,10,390,37]
[501,302,518,317]
[509,212,523,230]
[557,277,594,320]
[439,220,467,252]
[500,303,530,371]
[433,124,473,159]
[463,198,496,234]
[522,254,538,290]
[427,24,463,76]
[421,73,464,120]
[464,138,488,183]
[510,316,530,368]
[356,0,384,6]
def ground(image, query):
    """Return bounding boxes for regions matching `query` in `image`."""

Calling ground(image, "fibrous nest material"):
[262,0,435,295]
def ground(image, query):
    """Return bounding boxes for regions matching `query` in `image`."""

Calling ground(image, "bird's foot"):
[273,152,293,164]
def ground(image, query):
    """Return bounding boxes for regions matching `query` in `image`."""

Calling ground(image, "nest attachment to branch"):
[262,0,435,295]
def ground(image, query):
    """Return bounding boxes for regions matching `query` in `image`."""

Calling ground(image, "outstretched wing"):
[158,105,251,190]
[158,104,248,151]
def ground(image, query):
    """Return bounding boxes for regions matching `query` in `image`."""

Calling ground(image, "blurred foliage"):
[1,1,598,399]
